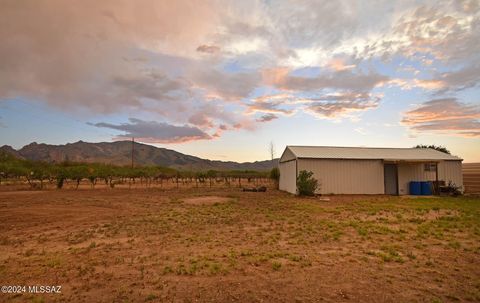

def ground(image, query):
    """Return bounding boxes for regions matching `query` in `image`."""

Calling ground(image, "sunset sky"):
[0,0,479,162]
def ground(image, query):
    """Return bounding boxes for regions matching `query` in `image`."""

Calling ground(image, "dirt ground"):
[0,188,479,302]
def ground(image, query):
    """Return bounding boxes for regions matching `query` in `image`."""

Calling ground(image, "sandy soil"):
[0,188,479,302]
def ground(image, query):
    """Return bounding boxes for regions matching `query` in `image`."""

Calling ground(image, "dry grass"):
[0,188,479,302]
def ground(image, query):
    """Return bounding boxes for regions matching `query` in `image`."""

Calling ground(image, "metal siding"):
[280,147,296,162]
[397,161,463,195]
[438,161,463,189]
[397,163,436,195]
[297,159,384,194]
[279,160,297,194]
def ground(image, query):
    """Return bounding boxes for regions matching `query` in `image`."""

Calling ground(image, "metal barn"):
[279,146,463,195]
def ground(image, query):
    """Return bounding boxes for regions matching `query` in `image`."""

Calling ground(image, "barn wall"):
[397,160,463,194]
[397,163,436,195]
[279,160,297,194]
[297,159,384,194]
[438,160,463,189]
[280,147,296,162]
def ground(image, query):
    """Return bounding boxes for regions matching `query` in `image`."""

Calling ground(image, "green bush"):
[269,167,280,189]
[296,170,318,196]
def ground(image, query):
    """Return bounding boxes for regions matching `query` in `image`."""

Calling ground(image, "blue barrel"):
[421,181,432,195]
[409,181,421,195]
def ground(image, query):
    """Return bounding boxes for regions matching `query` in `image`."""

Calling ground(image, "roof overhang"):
[383,159,443,163]
[295,157,463,162]
[284,146,463,162]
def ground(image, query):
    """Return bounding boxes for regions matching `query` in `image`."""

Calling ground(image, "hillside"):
[0,141,278,171]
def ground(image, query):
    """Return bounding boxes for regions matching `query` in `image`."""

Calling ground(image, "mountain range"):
[0,141,278,171]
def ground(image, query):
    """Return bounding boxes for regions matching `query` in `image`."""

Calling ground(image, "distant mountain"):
[0,141,279,171]
[0,145,24,159]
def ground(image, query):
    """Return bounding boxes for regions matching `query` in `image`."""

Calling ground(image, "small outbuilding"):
[279,146,463,195]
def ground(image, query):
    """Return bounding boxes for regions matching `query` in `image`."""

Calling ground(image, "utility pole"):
[131,137,134,168]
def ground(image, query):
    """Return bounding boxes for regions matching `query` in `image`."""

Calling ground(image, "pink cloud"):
[196,45,221,54]
[327,58,356,71]
[302,93,381,119]
[90,118,212,143]
[256,113,278,122]
[402,98,480,137]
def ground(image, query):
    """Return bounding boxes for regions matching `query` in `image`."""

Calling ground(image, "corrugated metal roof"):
[285,146,462,161]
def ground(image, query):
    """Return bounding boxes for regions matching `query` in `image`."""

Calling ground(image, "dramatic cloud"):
[256,113,278,123]
[394,64,480,93]
[0,0,222,110]
[302,92,381,118]
[402,98,480,137]
[436,64,480,92]
[327,58,356,71]
[265,1,391,51]
[89,118,211,143]
[353,2,480,64]
[413,79,447,90]
[188,112,214,128]
[196,45,221,54]
[186,102,255,131]
[189,68,261,101]
[260,68,387,118]
[248,94,295,116]
[281,71,388,92]
[263,67,389,93]
[1,0,480,143]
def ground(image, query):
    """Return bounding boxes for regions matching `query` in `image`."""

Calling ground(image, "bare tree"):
[269,141,276,168]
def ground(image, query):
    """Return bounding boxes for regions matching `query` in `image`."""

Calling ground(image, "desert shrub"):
[296,170,318,196]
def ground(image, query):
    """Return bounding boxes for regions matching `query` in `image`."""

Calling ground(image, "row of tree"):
[0,152,273,189]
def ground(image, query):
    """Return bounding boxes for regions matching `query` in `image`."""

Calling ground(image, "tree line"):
[0,152,272,190]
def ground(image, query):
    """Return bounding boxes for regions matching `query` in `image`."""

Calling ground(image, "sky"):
[0,0,479,162]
